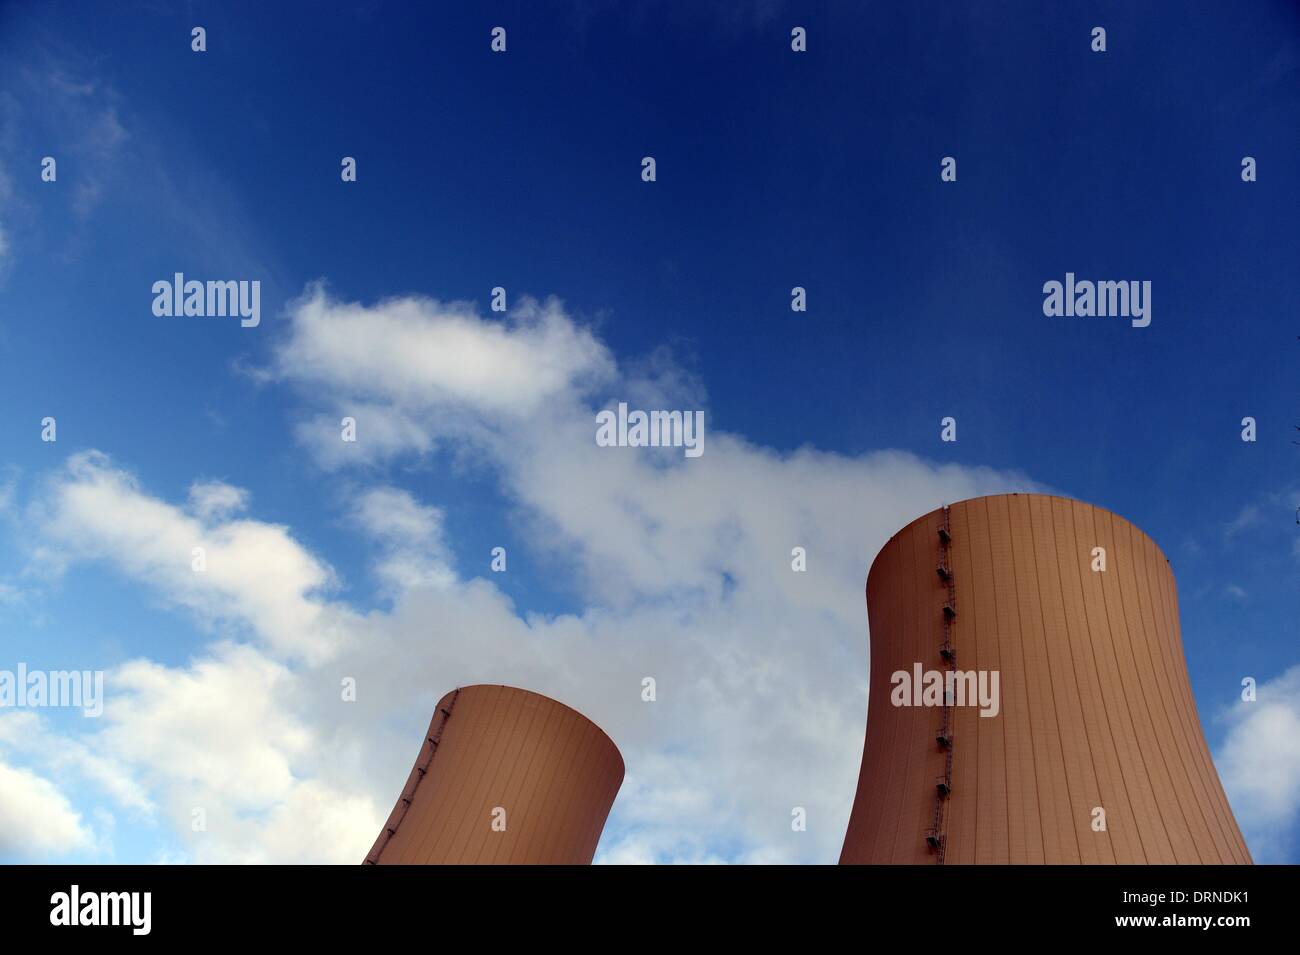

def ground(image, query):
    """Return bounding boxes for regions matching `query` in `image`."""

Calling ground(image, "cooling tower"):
[840,494,1250,864]
[364,684,624,864]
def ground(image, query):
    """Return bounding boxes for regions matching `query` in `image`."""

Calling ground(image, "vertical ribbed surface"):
[840,494,1250,865]
[365,684,624,865]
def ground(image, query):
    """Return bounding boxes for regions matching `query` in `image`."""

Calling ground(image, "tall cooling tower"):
[364,684,624,865]
[840,494,1250,864]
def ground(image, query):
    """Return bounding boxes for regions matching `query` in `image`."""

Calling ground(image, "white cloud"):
[100,644,382,863]
[351,486,454,593]
[352,485,442,547]
[35,451,351,664]
[188,480,249,521]
[272,285,615,418]
[0,712,150,815]
[0,759,94,857]
[0,647,382,864]
[14,289,1047,864]
[1217,665,1300,863]
[214,289,1041,861]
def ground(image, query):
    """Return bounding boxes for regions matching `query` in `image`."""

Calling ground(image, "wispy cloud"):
[1224,504,1262,539]
[1217,665,1300,863]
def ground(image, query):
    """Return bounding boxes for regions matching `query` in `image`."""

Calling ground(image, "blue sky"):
[0,0,1296,865]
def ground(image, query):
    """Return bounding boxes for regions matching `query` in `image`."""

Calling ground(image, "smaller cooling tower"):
[364,684,624,865]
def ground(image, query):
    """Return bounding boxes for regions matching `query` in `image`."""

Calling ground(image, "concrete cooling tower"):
[364,684,624,864]
[840,493,1250,864]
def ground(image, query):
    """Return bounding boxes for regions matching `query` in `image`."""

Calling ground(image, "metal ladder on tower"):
[364,687,461,864]
[927,506,956,863]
